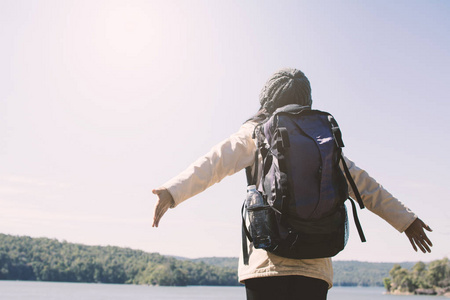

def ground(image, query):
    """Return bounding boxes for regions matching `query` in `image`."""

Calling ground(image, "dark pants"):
[245,275,329,300]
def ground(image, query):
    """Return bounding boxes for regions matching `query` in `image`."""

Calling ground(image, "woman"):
[152,68,432,300]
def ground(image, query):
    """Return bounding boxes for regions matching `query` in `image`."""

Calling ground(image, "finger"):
[419,234,432,253]
[152,189,160,195]
[153,205,169,228]
[152,211,159,227]
[152,217,159,228]
[417,218,432,232]
[154,208,168,227]
[153,207,162,227]
[421,240,431,253]
[153,208,164,227]
[414,237,426,253]
[152,192,164,220]
[422,233,433,247]
[152,204,161,228]
[408,236,417,252]
[423,224,433,232]
[155,210,163,225]
[153,204,160,220]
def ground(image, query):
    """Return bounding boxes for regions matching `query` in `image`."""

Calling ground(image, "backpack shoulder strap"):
[327,114,364,209]
[245,124,265,186]
[327,114,345,148]
[245,148,259,186]
[327,113,366,243]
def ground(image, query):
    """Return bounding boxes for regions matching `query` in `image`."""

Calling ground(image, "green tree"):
[389,264,414,293]
[383,277,391,292]
[410,261,429,289]
[426,258,450,288]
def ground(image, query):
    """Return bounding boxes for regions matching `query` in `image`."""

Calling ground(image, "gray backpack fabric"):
[242,104,365,264]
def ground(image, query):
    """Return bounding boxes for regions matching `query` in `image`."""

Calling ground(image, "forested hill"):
[0,233,413,286]
[333,260,414,287]
[0,234,238,286]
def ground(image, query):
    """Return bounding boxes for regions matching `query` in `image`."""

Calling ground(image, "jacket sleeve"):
[341,155,417,233]
[161,122,257,208]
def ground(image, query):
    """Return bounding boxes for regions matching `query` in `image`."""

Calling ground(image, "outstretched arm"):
[404,218,433,253]
[341,155,433,254]
[151,122,257,227]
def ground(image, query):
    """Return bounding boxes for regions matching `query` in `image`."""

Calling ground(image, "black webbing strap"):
[348,196,366,242]
[245,146,260,186]
[340,154,365,209]
[328,115,344,148]
[242,226,249,265]
[328,114,365,210]
[245,167,253,186]
[276,127,290,226]
[243,137,261,266]
[328,114,366,242]
[241,203,252,265]
[262,151,272,178]
[278,127,290,148]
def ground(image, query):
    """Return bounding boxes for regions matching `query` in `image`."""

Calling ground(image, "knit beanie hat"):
[259,68,312,113]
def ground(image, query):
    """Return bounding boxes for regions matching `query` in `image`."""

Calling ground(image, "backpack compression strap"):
[242,141,261,265]
[241,202,252,265]
[276,127,291,226]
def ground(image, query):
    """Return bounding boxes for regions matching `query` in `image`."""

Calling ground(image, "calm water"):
[0,281,446,300]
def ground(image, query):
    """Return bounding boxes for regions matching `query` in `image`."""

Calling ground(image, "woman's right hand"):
[404,218,433,253]
[152,188,174,228]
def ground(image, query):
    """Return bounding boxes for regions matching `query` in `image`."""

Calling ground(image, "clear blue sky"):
[1,0,449,262]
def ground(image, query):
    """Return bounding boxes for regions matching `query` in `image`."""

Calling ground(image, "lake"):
[0,281,446,299]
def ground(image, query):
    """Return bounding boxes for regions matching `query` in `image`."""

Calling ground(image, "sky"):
[1,0,449,263]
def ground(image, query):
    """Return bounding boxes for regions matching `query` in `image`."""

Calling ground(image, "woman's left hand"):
[152,188,174,228]
[404,218,433,253]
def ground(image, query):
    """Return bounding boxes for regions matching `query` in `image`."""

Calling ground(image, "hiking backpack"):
[242,104,366,264]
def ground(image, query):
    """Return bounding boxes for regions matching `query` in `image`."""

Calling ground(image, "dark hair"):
[246,68,313,124]
[259,68,312,113]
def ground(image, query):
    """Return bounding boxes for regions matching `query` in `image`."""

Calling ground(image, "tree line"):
[332,260,415,287]
[0,234,238,286]
[384,258,450,295]
[2,233,446,287]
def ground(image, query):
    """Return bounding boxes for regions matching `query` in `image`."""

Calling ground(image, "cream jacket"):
[162,122,417,288]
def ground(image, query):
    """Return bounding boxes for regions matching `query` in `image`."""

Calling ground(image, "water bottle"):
[246,185,272,249]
